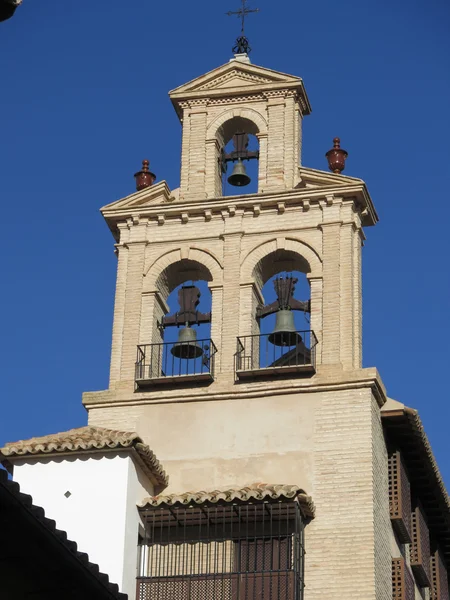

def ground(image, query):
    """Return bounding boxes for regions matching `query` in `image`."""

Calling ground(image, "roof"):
[140,483,315,519]
[168,59,311,119]
[1,426,168,489]
[382,406,450,565]
[0,468,127,600]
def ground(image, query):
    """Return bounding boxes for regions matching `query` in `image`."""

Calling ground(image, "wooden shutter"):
[430,549,449,600]
[388,450,412,543]
[410,503,431,587]
[392,557,415,600]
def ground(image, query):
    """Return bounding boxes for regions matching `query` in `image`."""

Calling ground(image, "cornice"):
[83,367,387,409]
[101,185,376,236]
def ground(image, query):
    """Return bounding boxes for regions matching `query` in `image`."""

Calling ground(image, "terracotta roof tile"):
[1,426,168,489]
[140,483,315,518]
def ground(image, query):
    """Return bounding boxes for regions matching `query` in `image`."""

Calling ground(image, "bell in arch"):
[228,159,251,187]
[268,309,302,347]
[171,325,203,359]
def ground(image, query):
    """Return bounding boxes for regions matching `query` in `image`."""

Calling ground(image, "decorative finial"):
[134,159,156,191]
[226,0,259,55]
[325,138,348,174]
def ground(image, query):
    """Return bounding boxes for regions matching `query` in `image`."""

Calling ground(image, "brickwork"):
[87,58,393,600]
[306,389,391,600]
[171,60,310,201]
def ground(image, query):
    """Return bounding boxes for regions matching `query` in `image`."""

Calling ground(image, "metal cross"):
[226,0,259,35]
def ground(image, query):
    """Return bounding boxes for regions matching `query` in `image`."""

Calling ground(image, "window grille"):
[137,499,305,600]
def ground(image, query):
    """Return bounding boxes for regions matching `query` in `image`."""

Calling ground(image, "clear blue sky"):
[1,0,449,483]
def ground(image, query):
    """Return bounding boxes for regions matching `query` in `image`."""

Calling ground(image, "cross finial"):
[226,0,259,55]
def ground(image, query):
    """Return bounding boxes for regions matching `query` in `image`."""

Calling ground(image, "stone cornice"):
[83,367,387,410]
[101,184,377,239]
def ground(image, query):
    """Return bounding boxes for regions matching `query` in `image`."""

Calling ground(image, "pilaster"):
[109,229,129,387]
[182,104,208,201]
[320,222,341,366]
[220,224,244,375]
[266,97,286,191]
[119,241,146,386]
[339,221,355,369]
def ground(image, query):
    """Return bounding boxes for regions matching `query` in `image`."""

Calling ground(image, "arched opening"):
[137,260,216,385]
[218,116,260,196]
[237,249,316,378]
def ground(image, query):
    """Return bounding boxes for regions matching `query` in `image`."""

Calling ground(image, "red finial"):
[325,137,348,174]
[134,159,156,191]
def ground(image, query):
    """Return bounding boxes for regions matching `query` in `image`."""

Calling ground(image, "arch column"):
[308,275,323,367]
[209,284,224,375]
[256,133,268,192]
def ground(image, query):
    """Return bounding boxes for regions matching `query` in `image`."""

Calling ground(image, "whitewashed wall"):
[12,451,153,598]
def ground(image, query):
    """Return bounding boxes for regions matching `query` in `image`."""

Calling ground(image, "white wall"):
[13,451,153,599]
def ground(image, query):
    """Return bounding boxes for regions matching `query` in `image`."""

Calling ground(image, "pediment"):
[169,60,303,97]
[101,180,173,214]
[297,167,365,190]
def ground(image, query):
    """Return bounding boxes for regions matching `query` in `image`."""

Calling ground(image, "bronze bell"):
[268,310,302,347]
[171,326,203,359]
[227,159,251,187]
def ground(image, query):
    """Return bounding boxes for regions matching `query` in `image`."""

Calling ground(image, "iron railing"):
[235,331,317,379]
[137,500,305,600]
[135,339,217,387]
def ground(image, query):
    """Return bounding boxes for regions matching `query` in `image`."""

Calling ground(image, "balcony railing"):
[235,331,317,379]
[135,339,217,387]
[137,499,304,600]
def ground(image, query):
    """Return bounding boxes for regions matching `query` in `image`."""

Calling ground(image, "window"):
[137,498,305,600]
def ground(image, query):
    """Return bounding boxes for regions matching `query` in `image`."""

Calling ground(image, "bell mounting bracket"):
[257,276,310,319]
[161,285,211,328]
[221,132,259,173]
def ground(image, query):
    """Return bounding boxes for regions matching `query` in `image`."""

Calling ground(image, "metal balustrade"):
[137,500,305,600]
[235,331,317,379]
[135,339,217,387]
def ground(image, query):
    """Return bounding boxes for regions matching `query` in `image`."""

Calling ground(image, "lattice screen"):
[392,557,415,600]
[388,450,412,543]
[410,504,431,587]
[430,549,449,600]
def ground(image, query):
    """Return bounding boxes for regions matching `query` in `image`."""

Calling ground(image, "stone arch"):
[143,246,223,295]
[240,237,322,288]
[206,106,267,142]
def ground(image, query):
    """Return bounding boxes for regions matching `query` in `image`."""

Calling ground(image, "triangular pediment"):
[169,60,304,96]
[101,180,173,214]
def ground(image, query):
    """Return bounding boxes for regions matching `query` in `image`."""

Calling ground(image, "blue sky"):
[1,0,449,483]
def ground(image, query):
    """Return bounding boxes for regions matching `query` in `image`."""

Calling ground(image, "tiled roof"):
[0,468,127,600]
[1,426,168,488]
[140,483,315,518]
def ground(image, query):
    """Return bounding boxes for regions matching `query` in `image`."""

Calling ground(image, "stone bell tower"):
[82,52,391,600]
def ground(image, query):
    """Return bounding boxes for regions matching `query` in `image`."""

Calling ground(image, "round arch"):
[143,246,223,295]
[240,238,322,287]
[206,106,268,142]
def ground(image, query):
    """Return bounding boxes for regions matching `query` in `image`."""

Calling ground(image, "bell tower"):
[83,46,390,600]
[171,55,311,201]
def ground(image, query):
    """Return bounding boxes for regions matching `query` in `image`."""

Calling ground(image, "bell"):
[227,159,251,187]
[268,310,302,347]
[171,326,203,359]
